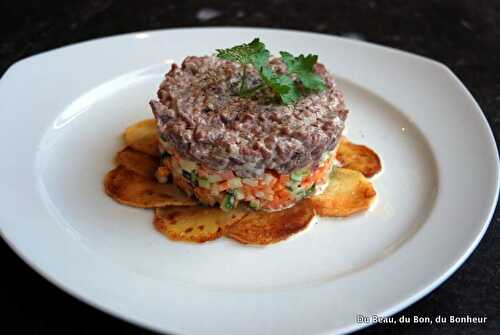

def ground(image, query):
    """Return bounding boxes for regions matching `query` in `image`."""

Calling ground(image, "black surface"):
[1,1,499,334]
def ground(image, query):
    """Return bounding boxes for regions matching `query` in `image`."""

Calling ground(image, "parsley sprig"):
[216,38,326,105]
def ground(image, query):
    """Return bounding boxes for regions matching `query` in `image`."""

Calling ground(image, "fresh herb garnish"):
[259,66,301,105]
[216,38,269,96]
[216,38,326,105]
[279,52,327,92]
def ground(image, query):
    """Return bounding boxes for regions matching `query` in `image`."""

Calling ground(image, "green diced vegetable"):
[249,200,261,210]
[305,184,316,197]
[179,158,198,172]
[221,192,236,211]
[320,151,332,163]
[288,182,302,193]
[228,177,242,188]
[242,178,258,186]
[207,174,223,183]
[198,177,211,189]
[234,188,245,200]
[290,166,311,182]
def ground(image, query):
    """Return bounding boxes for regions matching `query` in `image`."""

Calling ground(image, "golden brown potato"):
[115,147,159,179]
[104,166,195,208]
[154,206,246,243]
[336,137,382,178]
[223,200,316,245]
[310,168,377,217]
[123,119,160,157]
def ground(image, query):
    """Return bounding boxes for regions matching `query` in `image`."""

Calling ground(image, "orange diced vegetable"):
[218,181,230,191]
[278,175,290,184]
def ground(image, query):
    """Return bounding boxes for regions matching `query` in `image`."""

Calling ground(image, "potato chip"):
[336,138,381,177]
[123,119,160,157]
[115,147,159,179]
[311,168,377,217]
[223,200,316,245]
[154,206,246,243]
[104,166,195,208]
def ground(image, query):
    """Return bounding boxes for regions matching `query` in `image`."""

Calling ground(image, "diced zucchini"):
[288,182,302,193]
[234,188,245,200]
[228,177,242,188]
[179,158,198,172]
[290,166,311,182]
[249,200,261,210]
[221,192,236,211]
[320,151,332,163]
[305,184,316,197]
[207,174,222,183]
[242,178,258,186]
[198,177,211,189]
[293,190,306,199]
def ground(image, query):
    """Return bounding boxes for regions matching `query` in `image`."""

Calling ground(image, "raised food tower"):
[150,53,347,211]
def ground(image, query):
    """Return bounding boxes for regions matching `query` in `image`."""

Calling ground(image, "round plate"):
[0,28,498,334]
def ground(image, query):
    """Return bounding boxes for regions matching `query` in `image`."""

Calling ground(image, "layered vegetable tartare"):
[150,40,348,211]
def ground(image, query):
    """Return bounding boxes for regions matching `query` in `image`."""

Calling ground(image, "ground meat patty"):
[150,55,348,178]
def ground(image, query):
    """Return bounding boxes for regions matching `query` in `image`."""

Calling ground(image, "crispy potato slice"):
[154,206,246,243]
[104,166,195,208]
[124,119,160,157]
[336,137,382,177]
[223,200,316,245]
[115,147,159,179]
[311,168,377,217]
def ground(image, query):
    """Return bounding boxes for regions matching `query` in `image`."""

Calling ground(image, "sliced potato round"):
[154,206,247,243]
[104,166,195,208]
[123,119,160,157]
[223,200,316,245]
[336,137,382,178]
[115,147,159,179]
[311,168,377,217]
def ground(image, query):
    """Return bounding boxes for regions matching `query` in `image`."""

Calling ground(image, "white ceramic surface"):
[0,28,498,334]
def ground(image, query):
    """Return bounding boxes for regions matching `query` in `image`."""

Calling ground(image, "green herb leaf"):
[215,39,326,105]
[216,38,270,69]
[260,67,301,105]
[280,51,326,92]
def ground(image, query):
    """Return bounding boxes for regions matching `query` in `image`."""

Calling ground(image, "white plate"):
[0,28,498,334]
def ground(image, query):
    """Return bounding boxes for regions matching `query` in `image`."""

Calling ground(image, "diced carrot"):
[302,176,313,185]
[278,189,290,199]
[218,181,230,191]
[278,175,290,184]
[243,185,254,195]
[273,183,285,191]
[267,194,292,209]
[301,180,314,189]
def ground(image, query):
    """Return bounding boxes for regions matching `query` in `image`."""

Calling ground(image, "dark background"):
[1,0,499,334]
